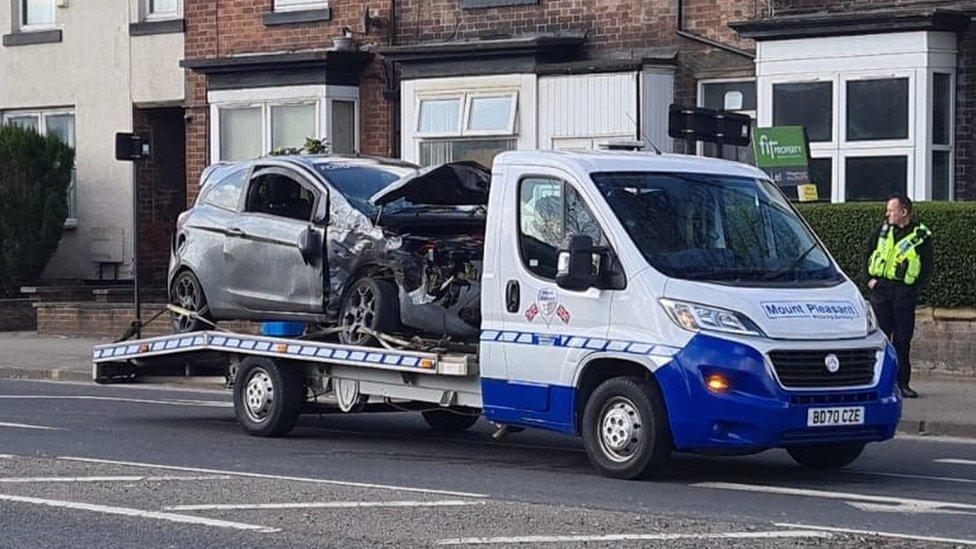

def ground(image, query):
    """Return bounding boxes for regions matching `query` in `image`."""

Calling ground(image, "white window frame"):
[273,0,328,12]
[209,85,359,162]
[463,92,519,136]
[144,0,183,21]
[840,70,915,150]
[3,108,77,227]
[20,0,57,31]
[695,77,757,158]
[415,94,464,138]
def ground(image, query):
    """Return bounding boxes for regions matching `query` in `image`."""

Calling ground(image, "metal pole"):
[132,161,141,338]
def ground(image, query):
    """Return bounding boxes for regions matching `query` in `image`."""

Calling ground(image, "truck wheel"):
[582,376,671,480]
[339,277,398,346]
[787,443,865,470]
[171,270,213,333]
[233,357,303,437]
[421,408,479,432]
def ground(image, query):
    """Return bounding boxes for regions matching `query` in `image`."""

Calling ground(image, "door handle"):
[227,227,245,237]
[505,280,520,313]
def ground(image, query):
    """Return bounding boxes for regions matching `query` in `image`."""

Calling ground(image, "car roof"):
[493,149,769,180]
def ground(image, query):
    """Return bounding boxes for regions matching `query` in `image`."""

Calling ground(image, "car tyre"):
[582,376,671,480]
[787,442,865,470]
[233,357,304,438]
[421,408,480,432]
[171,269,213,333]
[338,277,399,346]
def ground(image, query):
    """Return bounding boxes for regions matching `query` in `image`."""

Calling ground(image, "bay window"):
[415,92,517,166]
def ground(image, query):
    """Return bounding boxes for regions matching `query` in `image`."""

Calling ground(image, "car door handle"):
[227,227,245,237]
[505,280,520,313]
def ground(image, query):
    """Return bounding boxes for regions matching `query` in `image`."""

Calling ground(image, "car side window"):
[201,168,247,211]
[518,177,606,280]
[244,171,316,222]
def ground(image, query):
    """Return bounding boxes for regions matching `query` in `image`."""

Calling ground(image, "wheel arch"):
[573,356,669,435]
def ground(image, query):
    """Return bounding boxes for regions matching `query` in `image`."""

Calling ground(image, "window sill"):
[129,18,186,36]
[63,218,78,231]
[263,8,332,26]
[2,29,62,47]
[459,0,538,8]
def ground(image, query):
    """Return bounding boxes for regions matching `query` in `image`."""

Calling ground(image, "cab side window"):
[245,172,316,222]
[518,177,605,280]
[201,168,247,211]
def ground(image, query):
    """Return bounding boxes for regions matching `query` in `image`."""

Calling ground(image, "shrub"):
[0,124,75,296]
[796,201,976,308]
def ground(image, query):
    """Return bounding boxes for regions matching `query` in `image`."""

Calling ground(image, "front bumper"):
[655,333,901,452]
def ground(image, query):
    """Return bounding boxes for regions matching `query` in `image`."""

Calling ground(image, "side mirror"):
[298,225,322,265]
[556,234,600,292]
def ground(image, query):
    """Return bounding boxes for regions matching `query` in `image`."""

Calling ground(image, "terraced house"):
[0,0,187,285]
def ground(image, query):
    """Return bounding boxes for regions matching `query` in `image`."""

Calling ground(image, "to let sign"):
[753,126,818,201]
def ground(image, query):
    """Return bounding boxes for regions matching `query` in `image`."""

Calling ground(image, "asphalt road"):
[0,379,974,548]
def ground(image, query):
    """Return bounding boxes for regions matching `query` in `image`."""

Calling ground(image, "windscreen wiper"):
[761,243,818,281]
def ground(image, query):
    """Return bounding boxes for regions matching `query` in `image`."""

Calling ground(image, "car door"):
[225,166,326,314]
[489,168,616,430]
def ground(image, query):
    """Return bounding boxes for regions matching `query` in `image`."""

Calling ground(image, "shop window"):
[845,156,907,201]
[773,82,832,142]
[846,78,909,141]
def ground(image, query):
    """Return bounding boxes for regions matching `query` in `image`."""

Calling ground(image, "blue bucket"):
[260,321,306,337]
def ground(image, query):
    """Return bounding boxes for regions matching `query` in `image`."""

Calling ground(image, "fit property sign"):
[753,126,818,201]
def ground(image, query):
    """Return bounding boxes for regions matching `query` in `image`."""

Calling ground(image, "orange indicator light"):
[706,374,729,392]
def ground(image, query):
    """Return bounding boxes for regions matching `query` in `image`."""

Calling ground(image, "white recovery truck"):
[93,150,902,479]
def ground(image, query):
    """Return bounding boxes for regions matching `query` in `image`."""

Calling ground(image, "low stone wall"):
[912,308,976,378]
[0,299,37,331]
[35,302,261,338]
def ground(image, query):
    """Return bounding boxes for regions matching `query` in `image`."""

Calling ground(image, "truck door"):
[484,168,615,433]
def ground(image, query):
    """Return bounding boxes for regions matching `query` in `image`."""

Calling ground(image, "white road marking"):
[937,458,976,466]
[0,395,230,408]
[59,456,488,499]
[0,454,14,459]
[0,421,62,431]
[434,530,833,545]
[9,378,227,395]
[0,475,232,484]
[0,493,279,533]
[853,470,976,485]
[778,522,976,546]
[165,499,487,511]
[695,482,976,515]
[896,433,976,446]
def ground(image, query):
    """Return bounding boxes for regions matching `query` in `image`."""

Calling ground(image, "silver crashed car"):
[168,155,488,345]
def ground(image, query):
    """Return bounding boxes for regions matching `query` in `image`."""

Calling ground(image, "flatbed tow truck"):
[92,149,901,479]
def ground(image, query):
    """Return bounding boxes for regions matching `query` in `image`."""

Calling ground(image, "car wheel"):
[171,270,213,333]
[338,277,398,346]
[233,357,304,437]
[421,408,480,432]
[787,443,865,470]
[582,376,671,480]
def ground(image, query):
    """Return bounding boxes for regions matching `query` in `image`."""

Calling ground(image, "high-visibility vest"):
[868,223,932,285]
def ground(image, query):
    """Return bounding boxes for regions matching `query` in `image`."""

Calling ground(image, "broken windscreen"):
[313,162,415,217]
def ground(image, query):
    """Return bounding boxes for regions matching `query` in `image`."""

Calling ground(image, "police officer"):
[865,194,933,399]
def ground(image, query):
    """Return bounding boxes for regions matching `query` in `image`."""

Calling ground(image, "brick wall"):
[182,0,393,204]
[35,302,261,338]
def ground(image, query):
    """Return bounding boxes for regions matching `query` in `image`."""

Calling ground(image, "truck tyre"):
[787,443,865,470]
[339,277,399,346]
[582,376,671,480]
[233,357,303,437]
[171,269,213,333]
[421,408,479,432]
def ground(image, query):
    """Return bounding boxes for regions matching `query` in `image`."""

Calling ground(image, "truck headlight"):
[865,299,879,334]
[659,299,764,337]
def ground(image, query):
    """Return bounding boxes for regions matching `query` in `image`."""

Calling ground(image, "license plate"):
[807,406,865,427]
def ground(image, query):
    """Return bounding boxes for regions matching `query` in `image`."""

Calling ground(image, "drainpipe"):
[386,0,400,158]
[676,0,754,59]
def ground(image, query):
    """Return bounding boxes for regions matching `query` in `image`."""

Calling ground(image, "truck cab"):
[477,150,900,478]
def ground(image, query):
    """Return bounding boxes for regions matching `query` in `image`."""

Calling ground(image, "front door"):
[226,167,325,315]
[485,168,616,433]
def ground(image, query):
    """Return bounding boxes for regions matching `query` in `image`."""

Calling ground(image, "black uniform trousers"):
[870,280,916,388]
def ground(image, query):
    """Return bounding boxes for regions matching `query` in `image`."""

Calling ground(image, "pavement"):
[1,379,975,547]
[0,330,975,439]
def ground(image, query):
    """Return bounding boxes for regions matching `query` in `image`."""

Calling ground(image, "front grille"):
[768,349,877,388]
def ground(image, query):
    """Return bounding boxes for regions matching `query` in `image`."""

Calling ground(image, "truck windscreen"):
[590,171,842,286]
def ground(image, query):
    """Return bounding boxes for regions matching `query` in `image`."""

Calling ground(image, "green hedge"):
[0,124,74,296]
[796,202,976,308]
